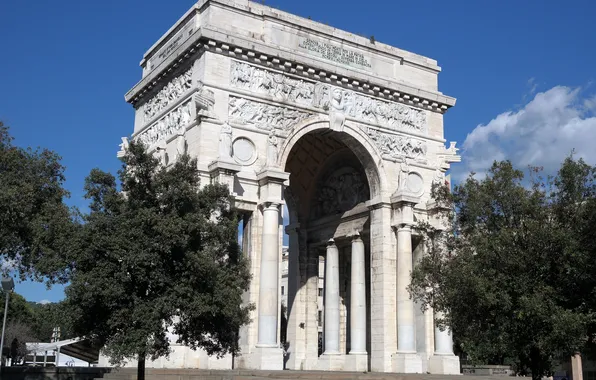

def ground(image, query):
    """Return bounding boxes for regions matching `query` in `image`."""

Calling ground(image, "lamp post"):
[1,277,15,368]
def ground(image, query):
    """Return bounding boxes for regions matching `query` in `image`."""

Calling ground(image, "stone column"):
[428,311,460,374]
[396,225,416,352]
[243,169,288,370]
[346,234,368,371]
[257,202,281,347]
[324,239,340,354]
[433,313,454,356]
[316,239,344,370]
[391,196,423,373]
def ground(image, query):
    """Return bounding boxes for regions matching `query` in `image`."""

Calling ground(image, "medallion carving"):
[137,101,193,147]
[229,96,314,131]
[230,61,427,133]
[366,128,427,161]
[143,68,193,121]
[312,166,369,219]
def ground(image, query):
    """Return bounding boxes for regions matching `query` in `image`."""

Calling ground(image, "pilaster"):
[368,203,397,372]
[208,159,240,195]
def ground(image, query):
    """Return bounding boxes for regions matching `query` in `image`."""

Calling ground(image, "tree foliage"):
[0,122,73,281]
[410,158,596,379]
[64,142,252,377]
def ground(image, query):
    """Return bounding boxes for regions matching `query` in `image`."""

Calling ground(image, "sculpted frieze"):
[366,128,427,161]
[230,61,427,133]
[229,96,314,131]
[137,101,193,147]
[143,68,193,121]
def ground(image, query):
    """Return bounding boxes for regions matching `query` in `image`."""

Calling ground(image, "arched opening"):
[281,126,380,371]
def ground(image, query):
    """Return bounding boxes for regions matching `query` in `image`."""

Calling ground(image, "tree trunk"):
[530,346,544,380]
[137,352,146,380]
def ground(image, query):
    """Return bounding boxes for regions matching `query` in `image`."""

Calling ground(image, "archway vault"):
[279,118,388,204]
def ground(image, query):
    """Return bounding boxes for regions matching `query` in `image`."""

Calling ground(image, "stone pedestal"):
[428,354,460,375]
[316,353,345,371]
[429,310,460,374]
[345,353,368,372]
[392,352,423,374]
[246,346,284,370]
[208,159,240,194]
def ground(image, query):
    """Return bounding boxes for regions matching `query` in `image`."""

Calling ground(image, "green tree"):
[409,160,595,380]
[65,142,252,380]
[29,301,75,342]
[0,122,73,281]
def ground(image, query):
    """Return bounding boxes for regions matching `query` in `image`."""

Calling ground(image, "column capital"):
[349,230,363,242]
[326,238,337,248]
[260,202,281,211]
[394,224,412,233]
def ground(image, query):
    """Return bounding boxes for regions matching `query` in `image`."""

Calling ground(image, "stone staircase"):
[95,368,513,380]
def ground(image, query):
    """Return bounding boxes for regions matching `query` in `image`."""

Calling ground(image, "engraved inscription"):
[298,38,371,69]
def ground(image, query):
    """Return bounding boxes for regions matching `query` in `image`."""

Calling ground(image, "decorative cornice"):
[126,31,455,114]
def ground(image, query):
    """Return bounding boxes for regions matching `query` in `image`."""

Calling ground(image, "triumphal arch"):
[119,0,461,374]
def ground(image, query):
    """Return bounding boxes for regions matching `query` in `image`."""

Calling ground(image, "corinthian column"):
[257,202,281,347]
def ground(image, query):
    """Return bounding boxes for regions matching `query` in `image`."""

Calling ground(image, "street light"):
[0,277,15,368]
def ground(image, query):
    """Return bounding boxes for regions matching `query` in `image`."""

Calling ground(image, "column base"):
[316,353,345,371]
[345,353,368,372]
[242,346,283,370]
[392,352,423,374]
[428,354,461,375]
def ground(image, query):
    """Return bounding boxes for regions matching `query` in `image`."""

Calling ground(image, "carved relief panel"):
[142,68,193,122]
[312,166,369,220]
[230,61,427,134]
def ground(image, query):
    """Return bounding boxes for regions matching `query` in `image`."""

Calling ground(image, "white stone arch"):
[278,117,388,200]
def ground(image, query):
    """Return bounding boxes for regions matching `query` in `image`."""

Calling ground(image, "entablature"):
[126,28,456,115]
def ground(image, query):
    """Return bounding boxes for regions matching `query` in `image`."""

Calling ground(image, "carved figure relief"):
[143,68,193,121]
[156,140,168,166]
[194,81,215,116]
[229,97,313,131]
[230,61,427,133]
[175,130,187,160]
[266,129,279,167]
[398,159,410,193]
[312,166,369,219]
[137,101,193,148]
[329,88,347,131]
[117,137,129,159]
[219,122,233,160]
[366,128,427,161]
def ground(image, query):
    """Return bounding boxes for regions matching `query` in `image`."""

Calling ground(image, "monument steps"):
[94,368,508,380]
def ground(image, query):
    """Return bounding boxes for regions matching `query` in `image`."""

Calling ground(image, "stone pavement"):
[95,368,515,380]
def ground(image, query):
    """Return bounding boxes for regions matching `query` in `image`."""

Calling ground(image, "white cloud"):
[39,299,51,305]
[455,85,596,181]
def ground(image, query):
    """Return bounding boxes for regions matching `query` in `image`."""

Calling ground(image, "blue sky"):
[1,0,595,303]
